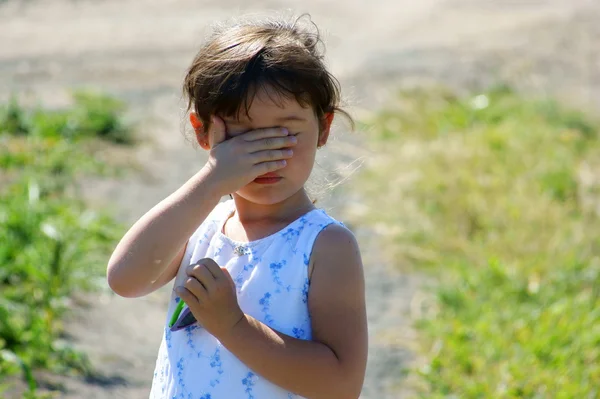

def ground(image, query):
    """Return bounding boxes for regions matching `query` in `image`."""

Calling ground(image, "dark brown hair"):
[183,15,350,132]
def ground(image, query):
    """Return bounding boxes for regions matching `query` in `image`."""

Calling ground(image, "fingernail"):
[282,128,289,135]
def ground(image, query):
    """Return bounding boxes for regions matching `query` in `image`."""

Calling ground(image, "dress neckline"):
[216,201,320,248]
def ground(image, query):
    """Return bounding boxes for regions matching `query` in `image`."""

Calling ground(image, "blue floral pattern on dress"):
[208,347,223,388]
[212,244,224,257]
[259,292,274,325]
[270,260,287,292]
[301,278,310,304]
[148,201,343,399]
[184,324,201,351]
[242,372,257,399]
[281,227,300,242]
[175,357,187,397]
[292,327,305,339]
[165,327,173,349]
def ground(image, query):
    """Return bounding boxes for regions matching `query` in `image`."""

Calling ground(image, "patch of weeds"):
[351,85,600,398]
[0,94,126,397]
[0,91,132,144]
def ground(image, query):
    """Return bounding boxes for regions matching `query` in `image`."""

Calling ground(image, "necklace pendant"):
[234,246,246,256]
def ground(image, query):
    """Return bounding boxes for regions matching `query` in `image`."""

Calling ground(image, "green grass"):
[0,92,127,397]
[351,85,600,398]
[1,91,132,144]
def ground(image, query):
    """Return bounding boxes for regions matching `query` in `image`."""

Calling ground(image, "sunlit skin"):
[108,87,366,398]
[190,87,334,239]
[176,87,367,398]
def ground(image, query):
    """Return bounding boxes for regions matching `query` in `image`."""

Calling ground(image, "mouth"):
[257,172,280,178]
[253,172,282,185]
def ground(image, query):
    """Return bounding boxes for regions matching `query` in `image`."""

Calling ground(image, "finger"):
[245,135,297,153]
[188,259,215,276]
[177,286,199,306]
[241,127,289,142]
[221,267,236,291]
[183,277,208,301]
[198,258,224,281]
[208,116,227,148]
[249,148,293,165]
[253,159,288,175]
[187,262,216,288]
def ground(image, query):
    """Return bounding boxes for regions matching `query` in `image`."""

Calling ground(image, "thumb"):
[209,116,227,148]
[221,267,236,290]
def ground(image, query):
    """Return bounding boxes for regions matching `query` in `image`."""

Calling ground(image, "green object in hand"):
[169,299,186,328]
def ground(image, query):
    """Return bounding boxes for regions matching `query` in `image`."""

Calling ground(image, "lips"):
[253,172,282,185]
[257,172,280,178]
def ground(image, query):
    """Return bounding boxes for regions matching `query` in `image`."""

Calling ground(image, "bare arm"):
[218,224,368,399]
[107,113,296,297]
[107,167,222,298]
[107,117,297,298]
[137,243,187,297]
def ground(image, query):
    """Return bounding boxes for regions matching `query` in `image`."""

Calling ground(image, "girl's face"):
[221,87,331,206]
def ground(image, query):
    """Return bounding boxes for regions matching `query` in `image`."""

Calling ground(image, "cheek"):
[287,142,316,171]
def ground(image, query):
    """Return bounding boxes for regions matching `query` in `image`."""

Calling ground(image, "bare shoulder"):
[308,222,364,294]
[316,222,359,248]
[307,222,367,391]
[309,223,362,275]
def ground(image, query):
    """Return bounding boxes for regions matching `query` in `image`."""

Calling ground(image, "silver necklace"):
[225,204,316,256]
[233,245,249,256]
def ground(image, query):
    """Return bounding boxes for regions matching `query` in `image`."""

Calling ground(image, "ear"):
[318,112,334,148]
[190,112,210,150]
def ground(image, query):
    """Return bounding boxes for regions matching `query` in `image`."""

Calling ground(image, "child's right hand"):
[202,116,297,197]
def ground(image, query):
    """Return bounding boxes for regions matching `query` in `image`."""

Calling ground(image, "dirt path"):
[1,0,598,397]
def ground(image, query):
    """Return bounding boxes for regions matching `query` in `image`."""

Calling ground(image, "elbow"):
[106,263,143,298]
[333,368,365,399]
[336,385,362,399]
[107,281,138,299]
[321,373,363,399]
[346,384,363,399]
[320,388,360,399]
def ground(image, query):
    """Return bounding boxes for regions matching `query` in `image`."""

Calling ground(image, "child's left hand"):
[176,258,244,339]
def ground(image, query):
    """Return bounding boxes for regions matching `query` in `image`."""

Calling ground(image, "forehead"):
[228,86,316,125]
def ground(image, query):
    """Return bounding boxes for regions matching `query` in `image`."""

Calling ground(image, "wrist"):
[197,164,231,199]
[218,312,248,346]
[185,166,227,202]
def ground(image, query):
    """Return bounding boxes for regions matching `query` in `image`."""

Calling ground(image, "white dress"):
[149,199,343,399]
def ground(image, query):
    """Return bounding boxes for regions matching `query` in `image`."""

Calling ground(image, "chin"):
[235,184,303,206]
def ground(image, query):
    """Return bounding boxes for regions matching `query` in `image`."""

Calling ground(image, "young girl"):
[107,15,368,399]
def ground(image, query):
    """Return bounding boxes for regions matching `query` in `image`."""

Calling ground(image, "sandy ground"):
[1,0,599,397]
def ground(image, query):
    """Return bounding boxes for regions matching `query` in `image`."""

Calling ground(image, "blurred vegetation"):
[0,92,128,397]
[352,86,600,398]
[1,91,131,144]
